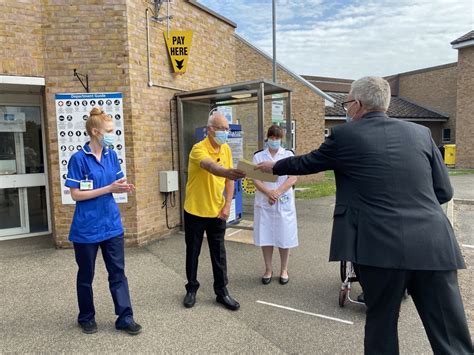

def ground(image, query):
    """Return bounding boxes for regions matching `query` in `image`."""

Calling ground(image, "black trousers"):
[358,265,473,355]
[184,210,229,297]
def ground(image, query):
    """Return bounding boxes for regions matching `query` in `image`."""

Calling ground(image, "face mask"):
[214,130,228,145]
[100,133,115,147]
[267,139,281,150]
[345,113,353,123]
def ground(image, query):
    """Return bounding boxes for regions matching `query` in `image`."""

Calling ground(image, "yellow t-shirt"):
[184,137,233,218]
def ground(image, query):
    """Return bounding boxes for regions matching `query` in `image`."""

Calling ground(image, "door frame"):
[0,92,52,240]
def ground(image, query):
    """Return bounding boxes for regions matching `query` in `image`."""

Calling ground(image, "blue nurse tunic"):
[65,142,124,243]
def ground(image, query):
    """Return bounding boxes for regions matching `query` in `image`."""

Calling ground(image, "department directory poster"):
[55,92,127,204]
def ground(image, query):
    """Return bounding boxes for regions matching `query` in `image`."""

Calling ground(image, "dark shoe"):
[261,273,273,285]
[119,321,142,335]
[216,295,240,311]
[279,272,289,285]
[183,292,196,308]
[357,292,365,303]
[79,320,98,334]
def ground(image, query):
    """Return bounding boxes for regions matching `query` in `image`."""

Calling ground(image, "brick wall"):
[0,1,44,77]
[455,46,474,168]
[235,36,326,183]
[398,64,457,144]
[41,0,133,247]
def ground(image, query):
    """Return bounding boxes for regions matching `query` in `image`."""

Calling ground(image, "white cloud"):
[198,0,474,78]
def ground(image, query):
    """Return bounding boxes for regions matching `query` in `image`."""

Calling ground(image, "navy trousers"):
[358,265,473,355]
[184,210,229,297]
[73,236,133,329]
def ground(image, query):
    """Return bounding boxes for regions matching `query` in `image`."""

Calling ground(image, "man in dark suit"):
[256,76,472,355]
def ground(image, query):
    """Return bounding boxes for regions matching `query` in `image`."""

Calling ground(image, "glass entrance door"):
[0,105,49,238]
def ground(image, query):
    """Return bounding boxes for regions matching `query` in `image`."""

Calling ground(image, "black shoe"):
[79,320,98,334]
[183,292,196,308]
[216,295,240,311]
[261,273,272,285]
[357,292,365,303]
[119,321,142,335]
[279,272,289,285]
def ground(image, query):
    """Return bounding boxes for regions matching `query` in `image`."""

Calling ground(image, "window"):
[442,128,451,143]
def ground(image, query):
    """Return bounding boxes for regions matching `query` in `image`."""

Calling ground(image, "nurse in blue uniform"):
[65,107,141,335]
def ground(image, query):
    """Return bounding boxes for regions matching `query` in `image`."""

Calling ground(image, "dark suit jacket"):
[274,111,465,270]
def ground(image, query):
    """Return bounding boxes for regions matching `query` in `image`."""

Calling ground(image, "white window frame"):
[0,93,52,240]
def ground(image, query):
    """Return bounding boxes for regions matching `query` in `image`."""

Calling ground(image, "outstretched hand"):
[255,161,275,174]
[226,168,246,181]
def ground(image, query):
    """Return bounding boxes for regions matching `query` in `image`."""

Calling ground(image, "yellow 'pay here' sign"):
[164,31,193,73]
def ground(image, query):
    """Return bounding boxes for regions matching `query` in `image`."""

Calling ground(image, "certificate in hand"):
[237,159,278,182]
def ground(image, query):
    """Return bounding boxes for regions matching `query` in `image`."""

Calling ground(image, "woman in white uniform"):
[252,125,298,285]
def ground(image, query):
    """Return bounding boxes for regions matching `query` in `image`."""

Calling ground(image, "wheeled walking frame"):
[338,261,365,307]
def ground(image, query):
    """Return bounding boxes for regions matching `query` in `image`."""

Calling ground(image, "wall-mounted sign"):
[164,31,193,73]
[55,92,127,205]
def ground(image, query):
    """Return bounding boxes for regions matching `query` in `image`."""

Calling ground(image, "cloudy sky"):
[198,0,473,79]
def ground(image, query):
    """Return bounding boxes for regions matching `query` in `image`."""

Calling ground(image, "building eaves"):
[451,30,474,47]
[235,34,336,104]
[188,1,237,28]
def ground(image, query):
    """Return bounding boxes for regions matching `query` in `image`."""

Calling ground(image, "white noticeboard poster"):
[55,92,127,205]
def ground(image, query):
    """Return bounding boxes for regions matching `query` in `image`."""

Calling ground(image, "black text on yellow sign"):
[164,31,193,73]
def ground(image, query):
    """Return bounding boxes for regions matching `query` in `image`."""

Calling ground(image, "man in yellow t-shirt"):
[183,111,245,311]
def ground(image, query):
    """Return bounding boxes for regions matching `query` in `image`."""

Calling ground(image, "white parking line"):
[462,244,474,249]
[256,300,354,325]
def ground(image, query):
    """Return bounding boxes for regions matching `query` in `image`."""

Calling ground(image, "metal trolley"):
[338,261,365,307]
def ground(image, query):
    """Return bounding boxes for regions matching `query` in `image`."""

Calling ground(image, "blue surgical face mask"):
[345,113,353,123]
[267,139,281,150]
[100,132,116,147]
[214,130,228,145]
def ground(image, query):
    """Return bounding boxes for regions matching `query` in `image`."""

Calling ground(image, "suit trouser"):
[358,264,473,355]
[184,210,229,297]
[73,236,133,329]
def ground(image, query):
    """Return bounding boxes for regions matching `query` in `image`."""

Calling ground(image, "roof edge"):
[235,34,336,103]
[187,1,237,28]
[452,39,474,50]
[391,62,457,78]
[397,96,449,118]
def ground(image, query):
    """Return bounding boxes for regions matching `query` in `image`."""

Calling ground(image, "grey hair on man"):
[207,110,225,127]
[351,76,391,112]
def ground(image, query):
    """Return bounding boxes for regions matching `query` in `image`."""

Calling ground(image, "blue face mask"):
[345,113,353,123]
[214,130,228,145]
[100,133,115,147]
[267,139,281,150]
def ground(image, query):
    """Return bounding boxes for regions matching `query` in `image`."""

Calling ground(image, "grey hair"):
[207,110,224,126]
[350,76,391,111]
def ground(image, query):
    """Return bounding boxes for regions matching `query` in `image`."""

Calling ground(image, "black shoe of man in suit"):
[216,295,240,311]
[183,292,196,308]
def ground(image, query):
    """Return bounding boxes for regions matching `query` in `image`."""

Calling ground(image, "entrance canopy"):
[175,79,293,221]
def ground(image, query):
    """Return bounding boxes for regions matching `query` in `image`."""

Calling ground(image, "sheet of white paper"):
[237,159,278,182]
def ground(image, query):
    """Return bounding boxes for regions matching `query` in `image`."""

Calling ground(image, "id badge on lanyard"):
[80,175,93,191]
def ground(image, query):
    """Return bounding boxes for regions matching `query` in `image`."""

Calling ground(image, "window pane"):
[0,132,16,174]
[0,106,44,174]
[27,186,48,233]
[0,188,21,229]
